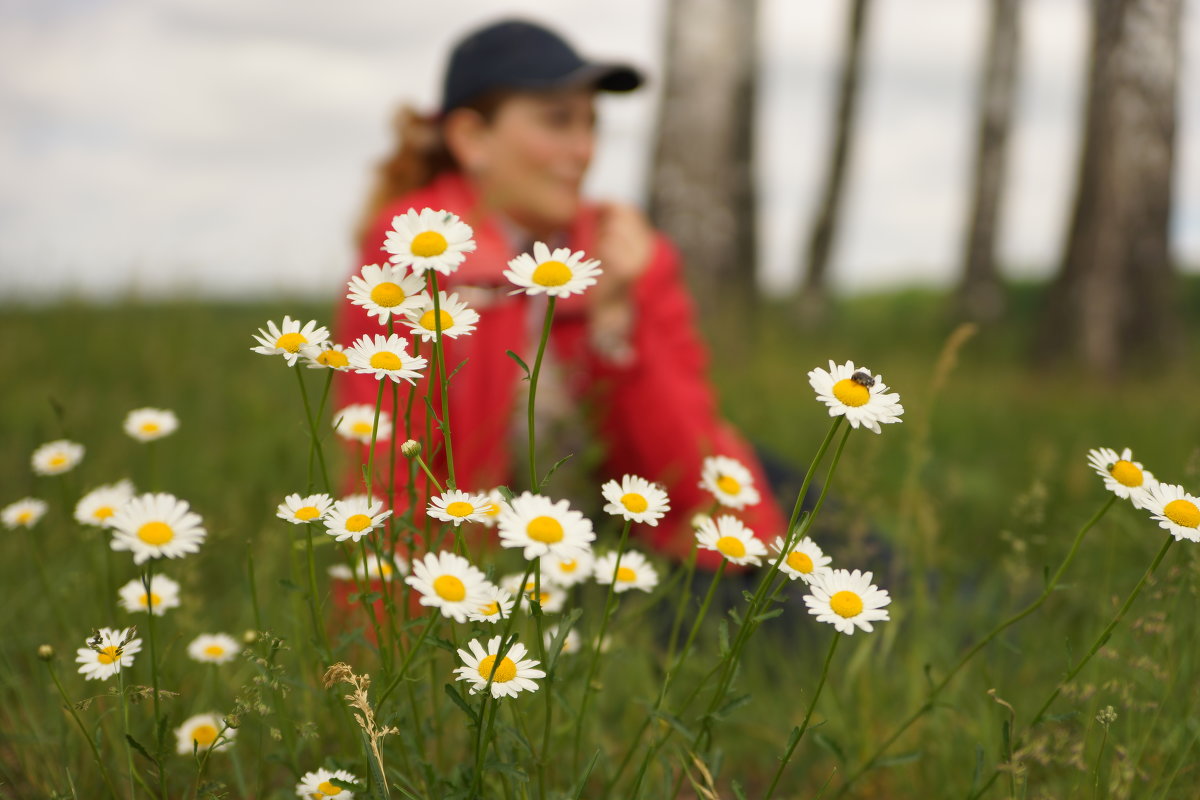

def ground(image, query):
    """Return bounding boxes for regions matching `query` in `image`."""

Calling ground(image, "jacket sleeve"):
[582,235,790,567]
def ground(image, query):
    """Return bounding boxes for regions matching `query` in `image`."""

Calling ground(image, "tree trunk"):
[1036,0,1181,376]
[798,0,871,321]
[956,0,1021,323]
[648,0,759,320]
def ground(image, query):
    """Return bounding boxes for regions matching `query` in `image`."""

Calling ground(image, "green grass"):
[1,285,1198,798]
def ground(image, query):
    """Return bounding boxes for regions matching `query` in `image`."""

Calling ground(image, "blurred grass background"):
[1,286,1198,798]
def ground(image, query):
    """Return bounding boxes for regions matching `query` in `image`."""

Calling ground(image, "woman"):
[335,18,787,566]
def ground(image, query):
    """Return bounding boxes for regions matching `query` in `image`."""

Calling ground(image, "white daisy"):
[305,342,353,371]
[504,241,602,298]
[771,535,833,584]
[345,333,428,384]
[251,316,329,366]
[123,408,179,442]
[384,208,476,276]
[3,498,48,529]
[1143,482,1200,543]
[427,489,492,526]
[75,480,135,528]
[698,455,761,509]
[476,488,507,528]
[454,635,545,698]
[497,492,596,561]
[539,550,595,587]
[31,439,84,476]
[804,569,892,635]
[346,262,426,323]
[332,404,392,445]
[295,768,360,799]
[403,291,480,342]
[186,633,240,665]
[695,515,768,566]
[405,551,489,623]
[109,492,206,565]
[76,627,141,681]
[323,496,391,543]
[593,549,659,593]
[808,360,904,434]
[118,575,181,616]
[467,582,516,624]
[175,712,235,755]
[601,475,671,525]
[500,573,568,613]
[1087,447,1157,508]
[543,625,581,656]
[276,493,334,525]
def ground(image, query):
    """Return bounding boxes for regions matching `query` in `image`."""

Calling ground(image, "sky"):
[1,0,1197,301]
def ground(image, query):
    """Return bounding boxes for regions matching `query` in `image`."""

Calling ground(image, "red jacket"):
[333,172,787,568]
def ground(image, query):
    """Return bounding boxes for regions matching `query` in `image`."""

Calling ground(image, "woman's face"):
[461,88,597,235]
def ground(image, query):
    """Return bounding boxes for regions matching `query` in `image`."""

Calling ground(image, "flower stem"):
[295,366,332,494]
[429,273,457,488]
[527,296,557,490]
[45,660,121,799]
[763,633,841,800]
[140,562,166,798]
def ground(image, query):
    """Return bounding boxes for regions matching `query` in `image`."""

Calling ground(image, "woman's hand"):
[588,203,654,363]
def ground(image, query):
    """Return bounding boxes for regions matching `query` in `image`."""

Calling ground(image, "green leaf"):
[447,358,469,383]
[505,350,531,379]
[731,779,749,800]
[717,620,731,656]
[538,453,575,491]
[652,709,694,740]
[752,608,784,624]
[277,578,301,593]
[874,750,921,768]
[712,693,751,721]
[813,731,846,763]
[546,608,584,671]
[124,734,159,767]
[443,684,479,726]
[569,750,602,800]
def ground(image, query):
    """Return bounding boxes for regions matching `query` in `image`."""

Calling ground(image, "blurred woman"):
[335,18,787,566]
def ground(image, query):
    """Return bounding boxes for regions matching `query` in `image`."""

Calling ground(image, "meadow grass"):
[1,284,1198,799]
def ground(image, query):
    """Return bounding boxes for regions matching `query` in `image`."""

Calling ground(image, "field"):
[2,284,1198,799]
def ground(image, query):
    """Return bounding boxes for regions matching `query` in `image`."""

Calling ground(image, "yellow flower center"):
[716,536,746,559]
[204,644,226,658]
[419,309,454,332]
[275,332,307,352]
[49,454,67,468]
[616,566,637,583]
[716,475,741,495]
[532,260,572,287]
[140,422,160,434]
[476,654,517,683]
[369,351,403,371]
[17,511,32,523]
[370,281,406,307]
[190,723,219,748]
[485,502,501,517]
[832,378,871,407]
[316,782,343,797]
[93,505,115,520]
[294,505,321,521]
[786,551,814,573]
[445,501,474,517]
[433,575,466,602]
[1163,499,1200,529]
[526,516,564,543]
[411,231,448,257]
[559,559,578,573]
[378,563,393,577]
[350,421,373,436]
[621,493,648,513]
[142,592,161,608]
[97,645,121,664]
[137,521,174,546]
[481,601,500,616]
[1109,460,1143,487]
[344,514,372,533]
[830,590,864,618]
[317,349,349,368]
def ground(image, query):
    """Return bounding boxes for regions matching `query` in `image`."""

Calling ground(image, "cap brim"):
[569,62,644,93]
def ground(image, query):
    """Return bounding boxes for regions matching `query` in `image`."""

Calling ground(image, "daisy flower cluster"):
[1086,446,1200,543]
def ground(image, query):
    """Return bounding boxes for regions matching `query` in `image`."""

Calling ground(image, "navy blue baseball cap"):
[440,19,644,115]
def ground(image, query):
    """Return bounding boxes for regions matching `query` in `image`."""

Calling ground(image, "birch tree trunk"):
[1036,0,1182,376]
[956,0,1021,323]
[797,0,871,321]
[648,0,760,319]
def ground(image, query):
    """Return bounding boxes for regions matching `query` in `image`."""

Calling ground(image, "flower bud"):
[37,644,55,661]
[401,440,421,458]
